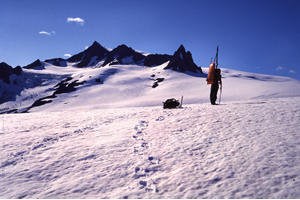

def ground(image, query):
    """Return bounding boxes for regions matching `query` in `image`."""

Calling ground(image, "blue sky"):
[1,0,299,79]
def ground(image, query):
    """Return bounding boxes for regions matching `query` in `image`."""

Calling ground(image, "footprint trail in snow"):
[132,120,161,193]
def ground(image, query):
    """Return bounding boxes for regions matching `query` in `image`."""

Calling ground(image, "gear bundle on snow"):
[163,98,180,109]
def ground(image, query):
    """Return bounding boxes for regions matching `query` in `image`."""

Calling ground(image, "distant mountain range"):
[17,41,201,72]
[1,41,202,85]
[0,41,203,112]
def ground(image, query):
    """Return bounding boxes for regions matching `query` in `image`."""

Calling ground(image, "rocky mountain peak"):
[87,41,107,52]
[44,58,67,67]
[102,44,145,66]
[23,59,44,70]
[177,44,186,53]
[67,41,109,67]
[0,62,22,83]
[0,62,11,68]
[164,45,201,73]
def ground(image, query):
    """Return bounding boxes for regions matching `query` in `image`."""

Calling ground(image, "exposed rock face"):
[102,44,145,66]
[23,59,44,70]
[67,51,84,63]
[53,77,86,95]
[0,62,14,83]
[164,45,201,73]
[14,66,22,75]
[144,54,172,67]
[67,41,109,67]
[44,58,67,67]
[23,77,87,113]
[0,62,23,83]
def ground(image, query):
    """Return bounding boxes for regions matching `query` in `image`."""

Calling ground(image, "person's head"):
[209,62,215,68]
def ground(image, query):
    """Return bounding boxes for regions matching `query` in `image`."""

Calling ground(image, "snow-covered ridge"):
[1,61,300,113]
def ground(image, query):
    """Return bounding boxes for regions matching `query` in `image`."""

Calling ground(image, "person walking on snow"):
[209,64,222,105]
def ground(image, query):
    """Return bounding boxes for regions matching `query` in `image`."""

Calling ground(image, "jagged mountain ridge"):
[102,44,145,66]
[20,41,201,72]
[44,58,67,67]
[23,59,44,70]
[67,41,109,67]
[165,45,200,73]
[0,62,23,84]
[0,42,202,112]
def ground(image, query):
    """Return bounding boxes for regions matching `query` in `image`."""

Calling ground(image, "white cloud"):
[39,30,55,36]
[64,54,72,58]
[276,66,284,71]
[67,17,85,25]
[39,31,51,36]
[276,66,296,74]
[289,69,295,74]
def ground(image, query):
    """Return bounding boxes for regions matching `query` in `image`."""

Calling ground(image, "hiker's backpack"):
[207,62,216,84]
[163,98,180,109]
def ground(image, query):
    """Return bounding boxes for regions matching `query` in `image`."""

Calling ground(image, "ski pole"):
[219,84,222,105]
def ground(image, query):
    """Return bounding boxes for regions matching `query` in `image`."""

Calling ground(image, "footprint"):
[132,134,142,140]
[132,120,161,193]
[134,120,149,133]
[144,166,160,174]
[133,166,147,179]
[132,135,138,139]
[156,116,165,121]
[141,142,149,148]
[148,156,160,164]
[145,182,159,193]
[148,156,154,161]
[139,180,147,188]
[135,166,141,173]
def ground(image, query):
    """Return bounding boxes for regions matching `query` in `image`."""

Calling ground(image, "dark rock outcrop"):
[67,41,109,67]
[152,77,165,88]
[102,44,145,66]
[30,96,54,108]
[144,54,172,67]
[45,58,67,67]
[23,77,86,112]
[67,51,84,63]
[0,62,23,83]
[0,62,14,83]
[23,59,44,70]
[164,45,202,73]
[53,77,86,95]
[13,66,22,75]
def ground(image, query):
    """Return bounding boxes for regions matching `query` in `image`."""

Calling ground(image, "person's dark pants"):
[210,83,219,105]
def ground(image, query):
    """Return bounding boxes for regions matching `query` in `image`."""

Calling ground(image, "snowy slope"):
[32,64,300,112]
[0,97,299,198]
[2,62,297,113]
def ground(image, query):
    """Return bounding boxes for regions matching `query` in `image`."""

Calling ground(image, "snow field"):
[2,62,300,113]
[1,97,299,198]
